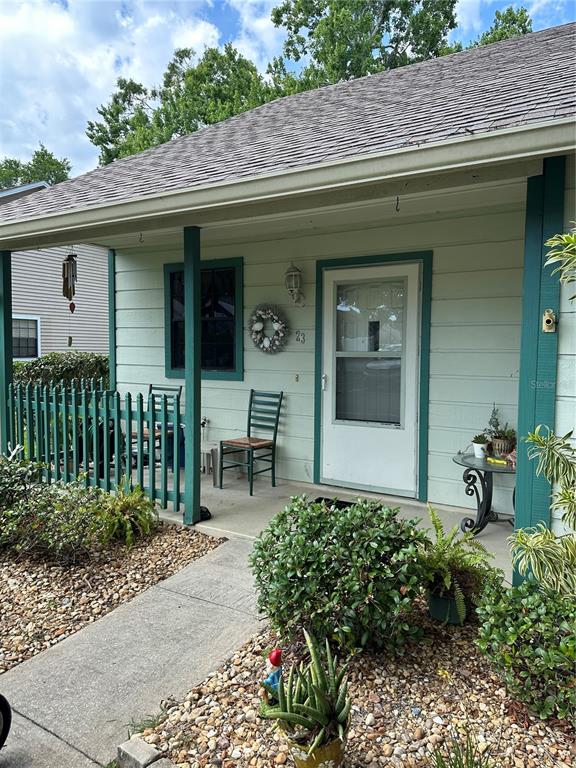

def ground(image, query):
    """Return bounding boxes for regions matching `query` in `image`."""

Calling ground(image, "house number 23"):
[296,331,306,344]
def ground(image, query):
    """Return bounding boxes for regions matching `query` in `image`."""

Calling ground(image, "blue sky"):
[0,0,574,176]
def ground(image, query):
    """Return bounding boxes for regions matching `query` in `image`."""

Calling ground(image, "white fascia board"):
[0,118,574,250]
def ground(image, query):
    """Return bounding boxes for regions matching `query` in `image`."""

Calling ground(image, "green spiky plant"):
[260,630,351,756]
[419,507,501,624]
[432,733,494,767]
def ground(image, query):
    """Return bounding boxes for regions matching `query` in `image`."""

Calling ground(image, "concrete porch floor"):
[161,473,514,582]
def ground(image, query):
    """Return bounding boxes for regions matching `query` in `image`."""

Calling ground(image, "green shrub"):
[0,447,42,511]
[98,485,158,548]
[1,480,104,564]
[13,351,109,387]
[0,452,158,563]
[477,580,576,721]
[250,496,427,651]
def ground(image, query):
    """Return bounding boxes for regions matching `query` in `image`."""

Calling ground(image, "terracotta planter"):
[288,737,345,768]
[491,438,513,457]
[427,592,464,625]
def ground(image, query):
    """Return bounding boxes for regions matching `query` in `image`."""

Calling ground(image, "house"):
[0,24,574,535]
[0,183,108,360]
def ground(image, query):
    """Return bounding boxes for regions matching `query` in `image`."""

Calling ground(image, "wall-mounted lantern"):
[284,262,304,306]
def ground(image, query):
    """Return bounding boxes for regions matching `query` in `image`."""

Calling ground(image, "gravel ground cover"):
[140,620,575,768]
[0,525,222,674]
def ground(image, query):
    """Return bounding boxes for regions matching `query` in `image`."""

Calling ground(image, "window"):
[164,259,243,380]
[13,316,40,359]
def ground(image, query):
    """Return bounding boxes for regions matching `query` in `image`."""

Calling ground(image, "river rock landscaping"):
[139,620,575,768]
[0,524,221,674]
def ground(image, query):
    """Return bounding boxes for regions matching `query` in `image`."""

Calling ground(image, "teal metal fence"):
[7,381,185,510]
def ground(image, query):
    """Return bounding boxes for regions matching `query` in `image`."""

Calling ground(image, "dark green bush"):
[3,480,105,564]
[0,451,158,563]
[250,496,427,652]
[13,351,109,387]
[477,580,576,721]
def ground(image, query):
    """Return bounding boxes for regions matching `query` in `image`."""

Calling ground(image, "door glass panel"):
[335,279,405,425]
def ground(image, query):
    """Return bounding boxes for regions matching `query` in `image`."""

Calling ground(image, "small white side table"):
[201,441,219,486]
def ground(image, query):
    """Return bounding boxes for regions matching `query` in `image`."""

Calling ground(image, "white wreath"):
[250,305,288,353]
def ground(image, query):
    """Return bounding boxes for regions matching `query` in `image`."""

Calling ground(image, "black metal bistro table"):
[452,453,516,534]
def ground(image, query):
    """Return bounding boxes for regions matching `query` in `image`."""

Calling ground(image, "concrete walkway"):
[0,536,260,768]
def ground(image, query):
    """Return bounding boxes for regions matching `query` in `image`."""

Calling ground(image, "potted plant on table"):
[486,405,516,457]
[419,507,501,625]
[260,630,351,767]
[471,433,489,459]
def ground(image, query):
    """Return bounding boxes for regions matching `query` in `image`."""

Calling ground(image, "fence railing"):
[7,381,185,510]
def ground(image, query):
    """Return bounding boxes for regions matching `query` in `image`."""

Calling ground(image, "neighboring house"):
[0,24,574,532]
[0,183,108,359]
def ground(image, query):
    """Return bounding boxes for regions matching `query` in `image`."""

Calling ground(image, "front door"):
[320,262,421,496]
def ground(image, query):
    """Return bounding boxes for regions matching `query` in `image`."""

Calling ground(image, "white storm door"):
[320,263,421,496]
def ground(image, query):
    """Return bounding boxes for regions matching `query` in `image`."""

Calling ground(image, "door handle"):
[321,374,328,391]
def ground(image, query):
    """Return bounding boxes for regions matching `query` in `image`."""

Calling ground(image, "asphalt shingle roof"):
[1,23,575,224]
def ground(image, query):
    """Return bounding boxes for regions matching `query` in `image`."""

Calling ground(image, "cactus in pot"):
[260,630,351,767]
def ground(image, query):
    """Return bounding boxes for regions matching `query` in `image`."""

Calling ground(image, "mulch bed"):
[140,620,575,768]
[0,525,222,674]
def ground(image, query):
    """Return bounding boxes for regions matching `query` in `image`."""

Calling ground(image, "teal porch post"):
[183,227,201,524]
[108,249,117,390]
[514,156,566,582]
[0,250,13,453]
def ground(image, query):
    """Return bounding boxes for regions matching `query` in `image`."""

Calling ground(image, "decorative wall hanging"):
[250,305,288,353]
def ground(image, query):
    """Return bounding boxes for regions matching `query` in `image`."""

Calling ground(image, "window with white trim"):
[13,317,40,359]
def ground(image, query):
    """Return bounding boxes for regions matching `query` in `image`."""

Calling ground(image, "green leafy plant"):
[510,426,576,595]
[250,496,426,651]
[419,507,501,623]
[477,580,576,721]
[98,484,158,548]
[545,225,576,299]
[0,446,43,512]
[433,733,494,767]
[12,351,109,387]
[260,630,350,754]
[471,434,488,444]
[486,405,516,442]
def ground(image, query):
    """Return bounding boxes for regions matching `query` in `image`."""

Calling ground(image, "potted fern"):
[260,630,351,767]
[420,507,501,625]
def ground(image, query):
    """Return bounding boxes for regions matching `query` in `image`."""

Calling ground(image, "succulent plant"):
[260,630,351,754]
[471,434,488,444]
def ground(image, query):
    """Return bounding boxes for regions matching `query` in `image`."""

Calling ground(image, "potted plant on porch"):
[486,406,516,457]
[260,630,351,767]
[471,433,489,459]
[419,507,501,625]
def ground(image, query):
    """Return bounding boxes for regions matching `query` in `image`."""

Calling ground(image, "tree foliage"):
[271,0,459,85]
[0,144,71,190]
[87,45,278,165]
[472,6,532,46]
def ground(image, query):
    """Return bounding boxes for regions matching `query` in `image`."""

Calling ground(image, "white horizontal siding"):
[552,153,576,533]
[115,180,526,505]
[12,245,108,354]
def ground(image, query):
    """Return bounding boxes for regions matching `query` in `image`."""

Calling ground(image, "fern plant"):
[96,484,159,548]
[420,507,501,623]
[260,630,351,755]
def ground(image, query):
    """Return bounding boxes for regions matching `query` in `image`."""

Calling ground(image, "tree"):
[87,45,278,165]
[472,6,532,46]
[0,144,71,190]
[270,0,459,85]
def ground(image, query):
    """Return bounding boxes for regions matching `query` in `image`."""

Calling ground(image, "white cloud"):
[226,0,285,71]
[0,0,220,174]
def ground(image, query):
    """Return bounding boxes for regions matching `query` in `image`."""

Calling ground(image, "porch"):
[164,473,515,581]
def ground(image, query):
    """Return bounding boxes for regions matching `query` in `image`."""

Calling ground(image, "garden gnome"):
[261,648,283,704]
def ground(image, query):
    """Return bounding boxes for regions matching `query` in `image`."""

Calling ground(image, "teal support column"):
[108,249,117,390]
[183,227,201,524]
[515,156,565,583]
[0,250,13,454]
